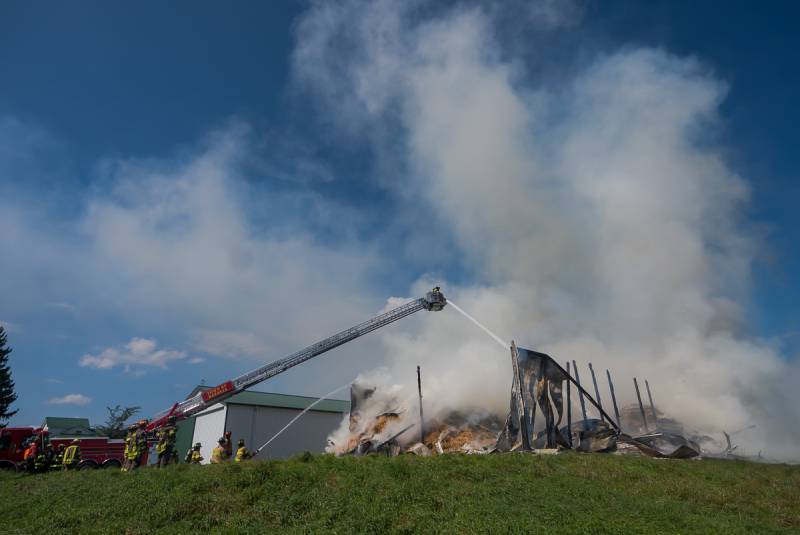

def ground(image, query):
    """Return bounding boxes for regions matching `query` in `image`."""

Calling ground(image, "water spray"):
[254,382,352,457]
[447,299,509,350]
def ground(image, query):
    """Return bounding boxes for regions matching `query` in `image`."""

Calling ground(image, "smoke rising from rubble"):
[296,1,800,459]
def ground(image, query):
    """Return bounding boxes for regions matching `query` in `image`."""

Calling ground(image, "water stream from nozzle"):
[447,299,509,350]
[254,382,352,457]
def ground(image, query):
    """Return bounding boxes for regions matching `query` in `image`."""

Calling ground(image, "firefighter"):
[234,439,254,462]
[23,438,38,474]
[34,446,49,473]
[121,423,136,472]
[222,430,233,460]
[43,443,56,471]
[63,439,81,470]
[135,420,149,466]
[210,437,227,464]
[123,421,146,472]
[51,444,66,471]
[156,416,178,468]
[126,419,148,471]
[185,443,203,464]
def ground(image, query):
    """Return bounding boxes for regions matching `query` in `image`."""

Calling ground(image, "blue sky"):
[1,0,798,450]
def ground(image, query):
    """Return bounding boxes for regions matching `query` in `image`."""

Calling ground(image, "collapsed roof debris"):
[328,342,706,459]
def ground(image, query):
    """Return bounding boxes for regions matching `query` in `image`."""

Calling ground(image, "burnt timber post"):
[566,361,573,448]
[417,365,424,444]
[645,379,659,431]
[633,377,649,433]
[572,360,588,429]
[606,369,622,431]
[588,362,605,422]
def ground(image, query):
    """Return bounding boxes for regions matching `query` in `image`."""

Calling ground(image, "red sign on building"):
[201,381,236,403]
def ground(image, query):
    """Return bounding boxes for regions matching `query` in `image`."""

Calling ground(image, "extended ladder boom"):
[147,288,446,430]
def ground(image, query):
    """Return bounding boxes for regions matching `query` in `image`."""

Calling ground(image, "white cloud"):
[80,338,187,371]
[191,329,269,359]
[47,394,92,406]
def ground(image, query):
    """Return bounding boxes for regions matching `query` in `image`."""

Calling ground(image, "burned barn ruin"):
[329,342,707,459]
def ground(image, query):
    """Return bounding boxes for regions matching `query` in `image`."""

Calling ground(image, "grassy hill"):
[2,453,798,534]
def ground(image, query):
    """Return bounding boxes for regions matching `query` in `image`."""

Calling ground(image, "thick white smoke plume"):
[295,1,800,459]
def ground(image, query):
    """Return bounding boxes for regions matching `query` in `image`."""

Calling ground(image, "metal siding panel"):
[223,404,256,454]
[252,407,347,459]
[175,416,196,461]
[192,404,226,464]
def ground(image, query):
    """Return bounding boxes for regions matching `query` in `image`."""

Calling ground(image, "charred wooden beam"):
[588,362,605,422]
[417,365,424,444]
[634,377,649,433]
[606,369,622,431]
[645,379,659,430]
[572,360,588,429]
[566,361,573,448]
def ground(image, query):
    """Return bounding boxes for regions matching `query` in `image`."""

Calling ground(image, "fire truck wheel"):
[79,462,97,471]
[0,461,16,471]
[102,461,121,469]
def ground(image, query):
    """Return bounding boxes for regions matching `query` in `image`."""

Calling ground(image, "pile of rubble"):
[328,344,713,459]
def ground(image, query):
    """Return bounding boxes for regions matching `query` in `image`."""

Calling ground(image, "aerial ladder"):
[146,288,447,431]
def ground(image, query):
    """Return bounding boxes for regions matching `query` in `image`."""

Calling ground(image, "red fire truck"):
[0,426,126,471]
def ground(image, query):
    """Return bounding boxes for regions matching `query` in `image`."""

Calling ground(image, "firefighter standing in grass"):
[134,419,149,469]
[122,420,147,471]
[222,431,233,460]
[51,444,66,471]
[34,446,48,473]
[156,416,178,468]
[234,439,254,462]
[23,439,38,473]
[43,443,56,471]
[121,424,135,471]
[63,439,81,470]
[210,437,227,463]
[185,443,203,464]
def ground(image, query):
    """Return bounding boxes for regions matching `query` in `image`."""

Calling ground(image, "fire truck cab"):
[0,427,126,471]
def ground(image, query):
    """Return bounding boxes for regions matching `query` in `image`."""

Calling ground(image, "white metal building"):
[176,387,350,463]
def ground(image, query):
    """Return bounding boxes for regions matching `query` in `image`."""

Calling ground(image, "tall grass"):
[2,453,798,534]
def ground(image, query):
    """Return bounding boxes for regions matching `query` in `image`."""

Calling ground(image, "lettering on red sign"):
[201,381,235,402]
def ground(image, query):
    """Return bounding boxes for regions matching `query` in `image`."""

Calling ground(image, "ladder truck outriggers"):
[145,288,447,433]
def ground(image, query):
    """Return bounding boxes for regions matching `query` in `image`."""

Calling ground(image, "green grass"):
[1,453,798,534]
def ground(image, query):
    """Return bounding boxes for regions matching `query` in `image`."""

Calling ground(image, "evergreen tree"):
[0,325,18,426]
